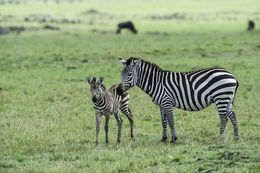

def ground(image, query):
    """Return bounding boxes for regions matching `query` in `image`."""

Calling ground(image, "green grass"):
[0,0,260,172]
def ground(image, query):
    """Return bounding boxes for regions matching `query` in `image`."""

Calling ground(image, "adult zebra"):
[119,57,239,143]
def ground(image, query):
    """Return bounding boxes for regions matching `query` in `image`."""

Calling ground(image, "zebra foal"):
[119,57,240,143]
[86,77,134,145]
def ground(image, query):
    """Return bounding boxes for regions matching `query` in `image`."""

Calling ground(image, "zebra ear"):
[98,77,104,84]
[119,56,126,66]
[86,77,91,84]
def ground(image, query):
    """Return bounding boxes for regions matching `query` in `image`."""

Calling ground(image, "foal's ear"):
[86,77,91,84]
[98,77,104,84]
[119,56,126,66]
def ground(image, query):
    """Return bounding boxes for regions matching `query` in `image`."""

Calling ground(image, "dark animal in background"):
[248,20,255,31]
[116,21,137,34]
[43,25,60,30]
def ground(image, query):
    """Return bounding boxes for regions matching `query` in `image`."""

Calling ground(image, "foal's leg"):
[104,114,110,144]
[121,106,135,141]
[114,112,122,145]
[95,112,101,146]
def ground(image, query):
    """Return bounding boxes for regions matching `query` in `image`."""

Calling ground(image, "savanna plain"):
[0,0,260,172]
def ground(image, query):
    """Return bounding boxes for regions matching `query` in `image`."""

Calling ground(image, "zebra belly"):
[174,101,213,111]
[172,90,214,111]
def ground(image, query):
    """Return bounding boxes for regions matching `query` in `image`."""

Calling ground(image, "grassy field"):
[0,0,260,172]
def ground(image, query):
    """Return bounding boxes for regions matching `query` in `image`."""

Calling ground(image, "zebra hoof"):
[218,135,224,141]
[234,136,240,141]
[170,136,178,144]
[95,141,99,147]
[161,136,167,142]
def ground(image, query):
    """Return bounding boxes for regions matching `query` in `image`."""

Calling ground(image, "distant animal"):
[248,20,255,31]
[87,77,134,146]
[43,25,60,30]
[116,21,137,34]
[119,57,240,143]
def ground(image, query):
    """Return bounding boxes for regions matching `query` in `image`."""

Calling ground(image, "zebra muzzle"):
[116,83,125,95]
[92,97,97,102]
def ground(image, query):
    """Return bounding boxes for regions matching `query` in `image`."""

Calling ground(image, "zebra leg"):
[228,110,240,139]
[216,103,229,139]
[160,107,167,142]
[121,106,135,141]
[163,106,177,143]
[114,112,122,145]
[216,100,236,139]
[218,114,228,138]
[104,114,110,144]
[95,112,102,146]
[216,99,239,140]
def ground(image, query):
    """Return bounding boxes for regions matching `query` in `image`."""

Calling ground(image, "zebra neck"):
[94,94,107,106]
[136,61,163,97]
[94,97,104,105]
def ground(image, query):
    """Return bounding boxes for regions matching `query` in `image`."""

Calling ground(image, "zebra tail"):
[232,78,239,107]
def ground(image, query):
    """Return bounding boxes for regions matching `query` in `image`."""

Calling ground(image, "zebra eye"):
[128,74,132,77]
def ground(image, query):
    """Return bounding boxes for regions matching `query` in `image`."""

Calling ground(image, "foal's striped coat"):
[87,77,134,145]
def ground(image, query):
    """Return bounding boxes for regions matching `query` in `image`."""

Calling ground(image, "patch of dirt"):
[64,79,84,82]
[43,25,60,30]
[81,59,88,63]
[151,13,186,20]
[0,25,61,35]
[0,14,14,22]
[90,29,114,35]
[66,66,78,70]
[24,14,80,24]
[0,27,9,35]
[82,9,99,15]
[145,31,170,36]
[0,26,25,35]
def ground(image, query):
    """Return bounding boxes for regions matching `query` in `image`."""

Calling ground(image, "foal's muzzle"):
[92,97,97,102]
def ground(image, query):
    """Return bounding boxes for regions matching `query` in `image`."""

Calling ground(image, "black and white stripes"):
[119,57,239,143]
[87,77,134,145]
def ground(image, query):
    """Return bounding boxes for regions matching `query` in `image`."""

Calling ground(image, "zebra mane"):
[126,57,162,71]
[126,57,138,65]
[126,57,226,74]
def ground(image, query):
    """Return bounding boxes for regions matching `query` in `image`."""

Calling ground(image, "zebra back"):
[108,84,129,108]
